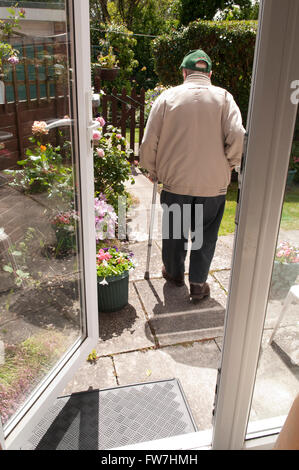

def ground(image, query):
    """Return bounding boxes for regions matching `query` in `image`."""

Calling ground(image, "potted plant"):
[94,46,120,82]
[51,210,79,255]
[96,246,135,312]
[271,241,299,297]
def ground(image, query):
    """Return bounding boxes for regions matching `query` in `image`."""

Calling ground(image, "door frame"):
[212,0,299,450]
[2,0,99,450]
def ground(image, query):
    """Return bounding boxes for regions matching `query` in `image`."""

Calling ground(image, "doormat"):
[21,379,197,450]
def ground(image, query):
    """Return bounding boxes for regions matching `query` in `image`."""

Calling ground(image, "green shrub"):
[151,20,258,122]
[93,124,135,211]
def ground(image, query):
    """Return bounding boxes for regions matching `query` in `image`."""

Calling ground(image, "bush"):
[151,20,258,122]
[93,123,135,211]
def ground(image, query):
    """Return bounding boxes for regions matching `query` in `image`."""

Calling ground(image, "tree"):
[178,0,256,25]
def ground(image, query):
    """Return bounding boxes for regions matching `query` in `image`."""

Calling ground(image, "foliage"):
[177,0,258,24]
[275,241,299,264]
[87,349,99,363]
[130,0,180,91]
[92,22,138,93]
[0,4,25,76]
[178,0,226,23]
[90,1,180,92]
[50,210,79,255]
[289,141,299,174]
[214,0,260,21]
[151,19,258,123]
[4,121,73,198]
[145,85,169,120]
[2,227,40,287]
[93,121,134,211]
[96,45,119,68]
[96,246,135,280]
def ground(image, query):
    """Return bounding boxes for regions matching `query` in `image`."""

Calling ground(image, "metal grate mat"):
[21,379,197,450]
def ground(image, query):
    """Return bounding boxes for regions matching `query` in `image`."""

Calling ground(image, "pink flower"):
[116,134,122,139]
[96,249,112,262]
[8,55,19,65]
[32,121,49,135]
[93,130,102,141]
[96,148,105,157]
[96,117,106,127]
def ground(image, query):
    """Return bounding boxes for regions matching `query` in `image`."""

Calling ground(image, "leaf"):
[146,369,152,377]
[29,155,41,162]
[10,250,22,257]
[3,265,13,274]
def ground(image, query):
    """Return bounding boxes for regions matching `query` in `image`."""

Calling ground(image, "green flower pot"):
[97,270,129,313]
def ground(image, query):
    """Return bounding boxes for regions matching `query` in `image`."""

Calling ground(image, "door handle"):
[46,118,73,130]
[87,120,101,131]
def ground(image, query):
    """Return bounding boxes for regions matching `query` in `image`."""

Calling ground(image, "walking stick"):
[144,179,158,280]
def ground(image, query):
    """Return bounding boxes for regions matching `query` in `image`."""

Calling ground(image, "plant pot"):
[97,270,129,313]
[96,67,120,82]
[270,260,299,299]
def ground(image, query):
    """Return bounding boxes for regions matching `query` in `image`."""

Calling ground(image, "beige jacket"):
[139,73,245,197]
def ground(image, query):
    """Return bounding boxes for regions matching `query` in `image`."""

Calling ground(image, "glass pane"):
[247,108,299,432]
[0,1,86,429]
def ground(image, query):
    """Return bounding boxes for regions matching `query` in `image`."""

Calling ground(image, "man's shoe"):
[162,266,185,287]
[190,282,210,301]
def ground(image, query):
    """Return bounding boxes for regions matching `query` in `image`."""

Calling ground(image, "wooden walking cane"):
[144,179,158,280]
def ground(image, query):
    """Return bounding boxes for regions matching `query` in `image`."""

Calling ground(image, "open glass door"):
[212,0,299,450]
[0,0,98,449]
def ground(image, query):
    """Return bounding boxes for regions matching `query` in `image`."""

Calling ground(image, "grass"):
[219,181,299,236]
[126,128,140,144]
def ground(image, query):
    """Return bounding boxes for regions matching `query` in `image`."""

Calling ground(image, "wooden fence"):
[0,33,69,171]
[0,33,146,170]
[96,87,146,160]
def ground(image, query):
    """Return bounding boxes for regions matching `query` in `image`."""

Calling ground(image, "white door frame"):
[212,0,299,450]
[3,0,99,450]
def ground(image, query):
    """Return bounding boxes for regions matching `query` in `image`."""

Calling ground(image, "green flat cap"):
[180,49,212,73]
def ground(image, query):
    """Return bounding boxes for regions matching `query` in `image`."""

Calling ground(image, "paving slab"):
[154,237,233,273]
[124,241,162,281]
[213,269,231,293]
[134,275,227,345]
[97,282,155,356]
[249,330,299,422]
[113,341,221,431]
[63,356,117,395]
[126,171,162,243]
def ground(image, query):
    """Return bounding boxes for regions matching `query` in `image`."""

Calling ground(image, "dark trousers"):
[160,190,226,284]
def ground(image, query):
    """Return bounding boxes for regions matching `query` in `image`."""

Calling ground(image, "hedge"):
[151,20,258,123]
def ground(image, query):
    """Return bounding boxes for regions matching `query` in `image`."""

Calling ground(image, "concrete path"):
[64,172,299,434]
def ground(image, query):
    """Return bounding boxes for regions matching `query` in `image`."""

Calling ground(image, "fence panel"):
[0,34,69,171]
[95,87,145,160]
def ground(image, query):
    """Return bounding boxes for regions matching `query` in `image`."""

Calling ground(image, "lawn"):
[219,181,299,236]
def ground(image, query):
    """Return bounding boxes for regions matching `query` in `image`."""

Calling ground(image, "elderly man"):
[140,49,245,300]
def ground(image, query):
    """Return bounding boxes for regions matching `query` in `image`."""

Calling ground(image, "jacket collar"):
[184,72,212,87]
